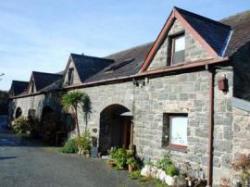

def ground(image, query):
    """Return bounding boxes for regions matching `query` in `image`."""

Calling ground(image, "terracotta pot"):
[128,165,134,173]
[107,160,116,167]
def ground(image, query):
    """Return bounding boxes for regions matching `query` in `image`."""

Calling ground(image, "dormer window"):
[30,81,35,93]
[168,33,185,65]
[31,83,34,93]
[67,68,74,85]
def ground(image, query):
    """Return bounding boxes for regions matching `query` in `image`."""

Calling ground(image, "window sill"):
[165,144,187,153]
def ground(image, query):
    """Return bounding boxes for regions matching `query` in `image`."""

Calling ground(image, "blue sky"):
[0,0,249,90]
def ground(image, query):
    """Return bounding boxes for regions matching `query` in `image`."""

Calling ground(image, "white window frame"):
[169,115,188,146]
[174,35,185,52]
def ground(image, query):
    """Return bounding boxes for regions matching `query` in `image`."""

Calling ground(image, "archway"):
[99,104,132,154]
[15,107,22,119]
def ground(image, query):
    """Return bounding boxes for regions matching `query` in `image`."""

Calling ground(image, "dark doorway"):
[41,106,66,145]
[99,104,132,154]
[15,107,22,119]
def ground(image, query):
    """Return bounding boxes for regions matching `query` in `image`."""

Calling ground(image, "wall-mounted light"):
[218,75,228,93]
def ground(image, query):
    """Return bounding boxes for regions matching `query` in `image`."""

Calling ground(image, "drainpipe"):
[207,65,215,187]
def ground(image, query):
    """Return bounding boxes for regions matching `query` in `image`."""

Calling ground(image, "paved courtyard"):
[0,123,142,187]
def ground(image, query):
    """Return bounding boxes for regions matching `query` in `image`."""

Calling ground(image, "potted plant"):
[76,131,91,157]
[127,157,138,172]
[107,159,116,167]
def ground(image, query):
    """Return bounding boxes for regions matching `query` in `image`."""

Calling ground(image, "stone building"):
[9,7,250,185]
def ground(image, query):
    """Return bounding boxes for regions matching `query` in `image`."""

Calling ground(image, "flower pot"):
[128,165,134,173]
[107,160,116,167]
[85,153,90,158]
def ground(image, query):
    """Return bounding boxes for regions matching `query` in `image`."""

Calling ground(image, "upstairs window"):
[168,33,185,65]
[67,68,74,85]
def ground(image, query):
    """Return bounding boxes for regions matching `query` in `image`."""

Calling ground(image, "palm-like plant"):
[61,91,91,137]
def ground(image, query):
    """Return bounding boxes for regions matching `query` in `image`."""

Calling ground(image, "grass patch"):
[128,171,168,186]
[153,179,168,187]
[128,170,141,180]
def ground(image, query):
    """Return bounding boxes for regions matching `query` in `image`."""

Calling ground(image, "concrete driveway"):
[0,124,142,187]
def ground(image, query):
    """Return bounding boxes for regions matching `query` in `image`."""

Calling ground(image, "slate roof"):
[221,10,250,56]
[10,80,29,96]
[10,8,250,96]
[84,9,250,83]
[85,42,153,82]
[70,54,114,82]
[32,71,63,91]
[175,7,232,56]
[39,78,63,92]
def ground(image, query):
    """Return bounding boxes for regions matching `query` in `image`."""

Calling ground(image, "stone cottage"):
[9,7,250,185]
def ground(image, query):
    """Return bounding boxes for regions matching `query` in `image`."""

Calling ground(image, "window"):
[105,58,134,73]
[30,81,35,93]
[163,113,188,150]
[168,33,185,65]
[67,68,74,85]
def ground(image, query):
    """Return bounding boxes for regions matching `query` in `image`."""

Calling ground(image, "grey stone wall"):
[70,68,233,185]
[10,65,235,185]
[11,92,62,121]
[231,105,250,184]
[148,20,211,70]
[63,59,82,86]
[11,94,45,120]
[233,107,250,156]
[213,69,234,184]
[74,82,135,138]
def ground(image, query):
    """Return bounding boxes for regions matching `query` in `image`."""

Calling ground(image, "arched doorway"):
[15,107,22,119]
[99,104,132,154]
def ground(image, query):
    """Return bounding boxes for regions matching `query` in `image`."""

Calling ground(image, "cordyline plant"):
[61,91,91,137]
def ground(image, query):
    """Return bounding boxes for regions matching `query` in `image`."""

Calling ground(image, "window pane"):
[174,36,185,52]
[170,116,187,146]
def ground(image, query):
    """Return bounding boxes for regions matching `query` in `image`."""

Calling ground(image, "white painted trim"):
[222,30,233,57]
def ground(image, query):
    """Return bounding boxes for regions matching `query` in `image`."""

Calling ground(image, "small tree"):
[61,91,91,137]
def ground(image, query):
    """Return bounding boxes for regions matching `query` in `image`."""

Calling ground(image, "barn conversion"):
[9,7,250,185]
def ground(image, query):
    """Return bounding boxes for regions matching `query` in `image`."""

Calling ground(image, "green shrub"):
[156,154,179,177]
[61,138,78,153]
[165,164,179,176]
[127,156,139,170]
[76,130,91,152]
[129,170,141,180]
[12,117,30,134]
[110,148,128,169]
[156,154,173,170]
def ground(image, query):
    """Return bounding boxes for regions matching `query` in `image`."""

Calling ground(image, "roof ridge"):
[71,53,114,62]
[13,80,29,83]
[221,10,250,21]
[32,71,62,76]
[105,42,153,58]
[174,6,231,29]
